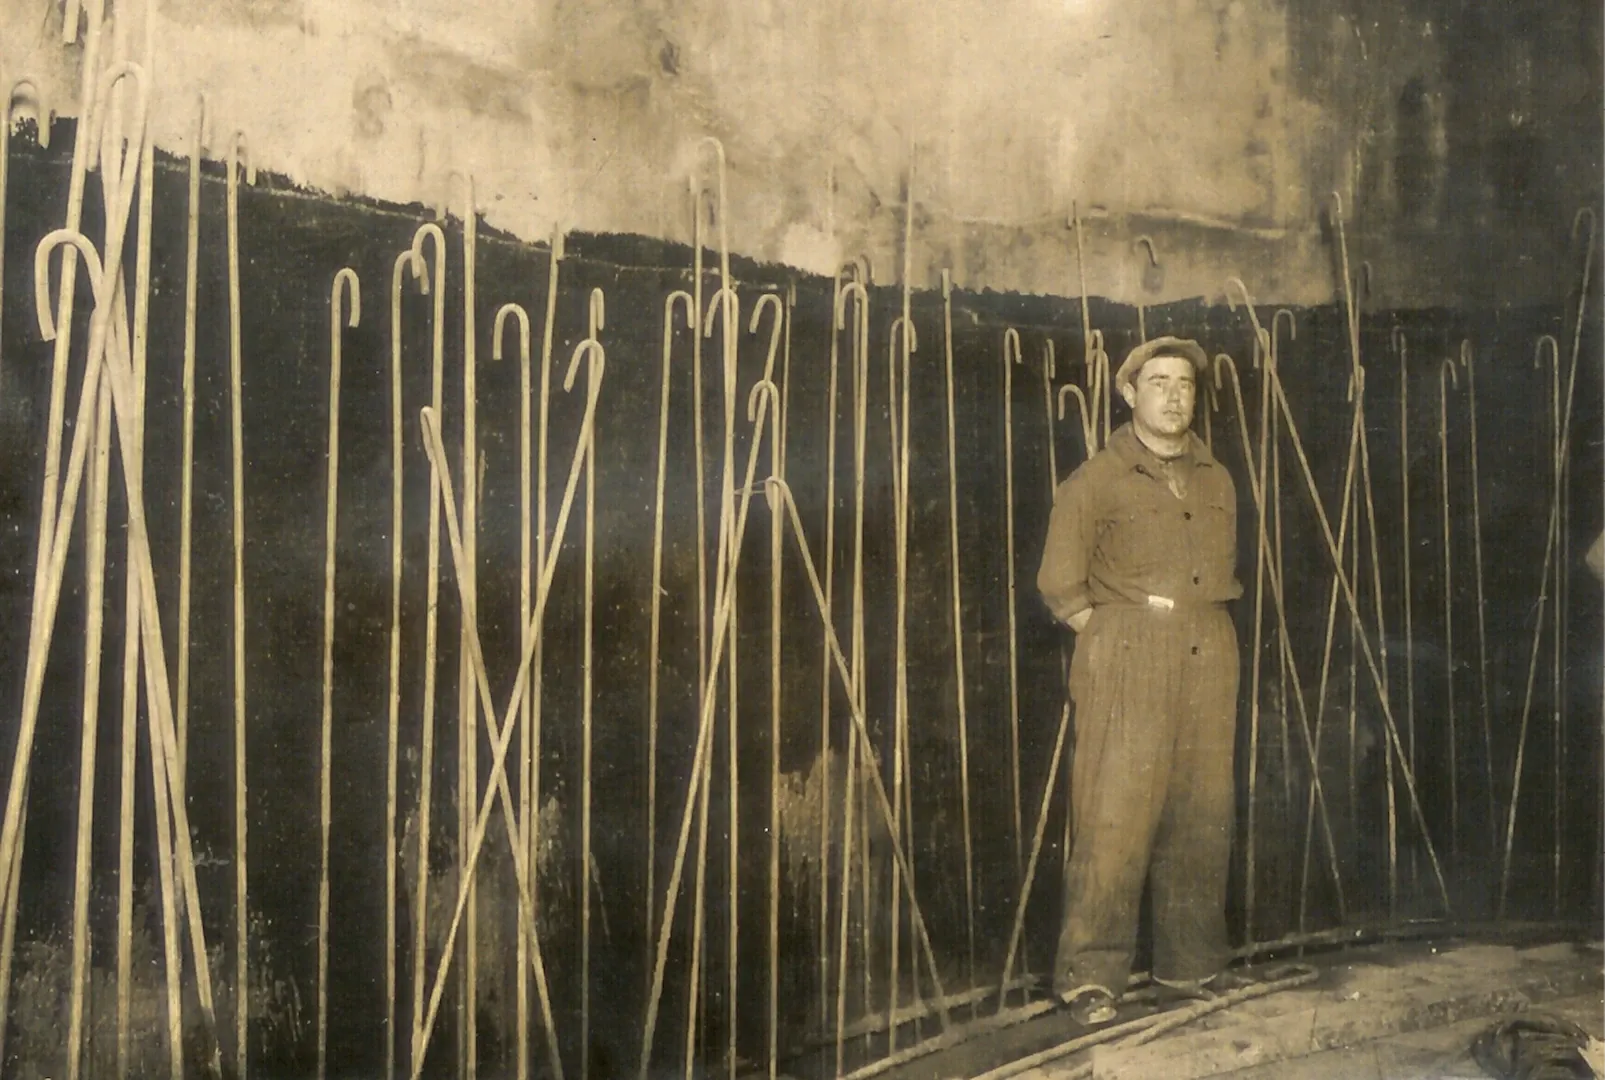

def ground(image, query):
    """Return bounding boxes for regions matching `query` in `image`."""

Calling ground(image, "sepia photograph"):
[0,0,1600,1077]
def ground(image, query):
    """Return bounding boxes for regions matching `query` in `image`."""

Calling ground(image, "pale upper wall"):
[2,0,1596,308]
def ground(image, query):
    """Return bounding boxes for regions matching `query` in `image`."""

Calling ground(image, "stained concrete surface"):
[1,0,1598,306]
[862,936,1603,1080]
[1087,940,1604,1079]
[1001,937,1605,1078]
[1214,992,1604,1080]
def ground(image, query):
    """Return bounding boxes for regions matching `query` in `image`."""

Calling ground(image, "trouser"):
[1054,602,1239,998]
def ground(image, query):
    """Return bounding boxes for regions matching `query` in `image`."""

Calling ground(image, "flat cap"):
[1114,336,1209,392]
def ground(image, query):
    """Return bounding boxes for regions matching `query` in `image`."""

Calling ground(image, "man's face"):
[1121,354,1197,439]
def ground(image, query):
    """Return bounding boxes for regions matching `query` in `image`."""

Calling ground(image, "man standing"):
[1036,336,1249,1025]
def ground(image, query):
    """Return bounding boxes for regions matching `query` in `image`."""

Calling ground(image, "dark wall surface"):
[0,121,1600,1078]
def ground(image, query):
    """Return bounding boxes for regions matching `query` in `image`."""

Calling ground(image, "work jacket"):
[1037,422,1243,624]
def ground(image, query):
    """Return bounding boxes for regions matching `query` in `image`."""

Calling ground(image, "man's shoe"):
[1153,967,1260,1007]
[1151,976,1214,1007]
[1205,968,1261,994]
[1057,984,1118,1026]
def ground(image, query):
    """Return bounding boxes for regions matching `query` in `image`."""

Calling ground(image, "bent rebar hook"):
[35,229,106,341]
[1069,202,1093,362]
[703,280,742,458]
[1057,384,1094,454]
[746,378,780,441]
[493,303,530,365]
[7,78,53,148]
[744,364,785,1067]
[1224,277,1271,368]
[1085,328,1111,447]
[703,284,738,337]
[1000,326,1025,914]
[1263,307,1297,411]
[221,119,256,1080]
[1041,341,1059,466]
[403,218,446,1077]
[318,267,360,1080]
[572,293,605,1080]
[890,315,919,360]
[1212,352,1240,396]
[1212,354,1268,515]
[1003,327,1023,368]
[1533,334,1561,369]
[835,280,869,334]
[86,62,148,250]
[1,78,53,393]
[886,316,916,509]
[16,232,108,1036]
[588,285,606,339]
[1132,236,1159,343]
[1533,334,1562,396]
[1273,309,1297,354]
[383,241,426,1080]
[646,286,697,975]
[1532,331,1564,913]
[750,292,784,386]
[408,222,447,290]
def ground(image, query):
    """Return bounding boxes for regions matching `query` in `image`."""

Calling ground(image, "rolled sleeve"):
[1038,469,1096,624]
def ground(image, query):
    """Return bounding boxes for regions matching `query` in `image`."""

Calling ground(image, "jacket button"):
[1184,511,1192,520]
[1193,575,1201,585]
[1191,646,1200,655]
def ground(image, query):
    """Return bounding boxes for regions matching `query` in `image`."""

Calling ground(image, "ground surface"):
[827,928,1604,1080]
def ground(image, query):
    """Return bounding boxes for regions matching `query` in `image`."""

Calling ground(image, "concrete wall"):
[2,0,1597,311]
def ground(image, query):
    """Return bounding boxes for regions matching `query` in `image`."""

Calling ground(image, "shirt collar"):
[1107,422,1217,472]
